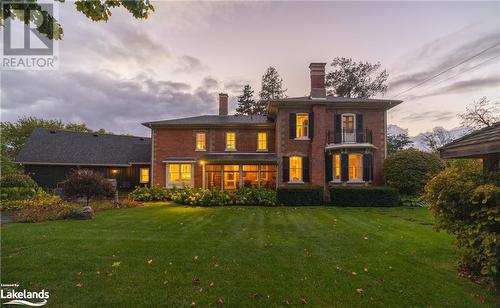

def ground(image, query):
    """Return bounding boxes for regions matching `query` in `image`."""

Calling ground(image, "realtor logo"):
[1,283,49,306]
[1,0,59,70]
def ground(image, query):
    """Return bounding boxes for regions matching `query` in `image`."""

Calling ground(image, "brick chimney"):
[219,93,228,116]
[309,63,327,99]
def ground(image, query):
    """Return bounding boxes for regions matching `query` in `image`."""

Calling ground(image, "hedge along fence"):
[330,186,400,207]
[276,185,324,206]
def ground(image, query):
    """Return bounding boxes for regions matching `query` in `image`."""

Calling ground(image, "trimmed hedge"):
[277,185,324,206]
[330,186,400,207]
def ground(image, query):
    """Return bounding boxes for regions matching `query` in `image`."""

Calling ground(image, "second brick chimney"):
[309,63,327,99]
[219,93,228,116]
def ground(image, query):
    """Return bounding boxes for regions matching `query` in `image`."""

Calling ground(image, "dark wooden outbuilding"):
[439,122,500,173]
[15,128,151,190]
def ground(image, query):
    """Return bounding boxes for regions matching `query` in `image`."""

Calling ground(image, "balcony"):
[327,129,373,145]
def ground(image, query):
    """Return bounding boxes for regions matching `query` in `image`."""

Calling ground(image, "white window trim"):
[195,132,207,151]
[341,113,356,144]
[295,113,310,140]
[257,132,268,152]
[165,162,194,188]
[225,131,237,151]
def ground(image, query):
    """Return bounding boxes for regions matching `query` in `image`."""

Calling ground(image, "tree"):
[383,149,445,195]
[459,97,500,130]
[420,127,453,152]
[325,57,388,98]
[235,84,257,115]
[1,0,155,40]
[258,67,286,114]
[387,133,413,155]
[62,169,115,206]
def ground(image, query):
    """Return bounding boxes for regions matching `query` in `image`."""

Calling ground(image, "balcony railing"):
[327,129,373,144]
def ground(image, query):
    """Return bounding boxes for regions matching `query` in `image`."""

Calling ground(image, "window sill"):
[225,149,237,152]
[195,149,207,152]
[287,181,305,184]
[294,137,310,141]
[256,149,268,152]
[347,180,366,184]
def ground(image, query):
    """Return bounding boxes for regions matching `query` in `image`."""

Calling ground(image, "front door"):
[342,115,356,143]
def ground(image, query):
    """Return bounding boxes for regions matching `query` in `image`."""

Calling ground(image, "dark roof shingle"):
[16,128,151,165]
[142,115,273,127]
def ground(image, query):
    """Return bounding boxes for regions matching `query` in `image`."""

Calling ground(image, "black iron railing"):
[327,129,373,144]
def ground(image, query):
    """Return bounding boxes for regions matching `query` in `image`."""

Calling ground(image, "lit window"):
[140,168,149,183]
[226,132,236,151]
[195,132,206,151]
[333,154,340,181]
[257,132,267,151]
[168,163,192,187]
[289,156,303,182]
[223,165,239,190]
[348,154,363,181]
[296,114,309,138]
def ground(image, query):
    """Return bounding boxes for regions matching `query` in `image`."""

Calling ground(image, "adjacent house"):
[17,62,402,194]
[143,63,402,191]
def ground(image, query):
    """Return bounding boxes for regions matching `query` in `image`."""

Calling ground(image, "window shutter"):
[334,114,341,143]
[340,153,348,182]
[356,114,364,143]
[302,156,310,182]
[289,113,296,139]
[282,157,290,182]
[363,153,373,182]
[325,152,332,182]
[309,113,314,139]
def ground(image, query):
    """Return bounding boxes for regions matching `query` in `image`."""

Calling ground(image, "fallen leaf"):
[194,256,199,261]
[96,271,100,275]
[192,277,201,285]
[300,298,307,304]
[190,301,196,307]
[199,287,203,293]
[364,236,368,240]
[251,293,260,299]
[147,259,153,265]
[356,288,363,294]
[336,266,342,271]
[352,272,357,276]
[112,261,121,268]
[76,272,82,276]
[209,282,214,287]
[364,268,368,272]
[216,297,224,305]
[282,299,290,305]
[107,273,113,277]
[75,283,83,288]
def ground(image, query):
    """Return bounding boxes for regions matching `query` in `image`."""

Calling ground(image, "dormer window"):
[225,132,236,151]
[296,114,309,139]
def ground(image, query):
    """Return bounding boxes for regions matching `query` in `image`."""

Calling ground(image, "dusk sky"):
[2,1,499,137]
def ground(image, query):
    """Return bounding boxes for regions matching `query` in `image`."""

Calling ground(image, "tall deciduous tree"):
[387,133,413,155]
[235,84,257,115]
[1,0,155,40]
[326,57,388,98]
[258,67,286,115]
[459,97,500,130]
[420,127,453,153]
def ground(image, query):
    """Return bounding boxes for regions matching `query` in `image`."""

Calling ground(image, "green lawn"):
[1,204,497,307]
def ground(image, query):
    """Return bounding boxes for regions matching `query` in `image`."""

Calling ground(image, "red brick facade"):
[146,63,401,191]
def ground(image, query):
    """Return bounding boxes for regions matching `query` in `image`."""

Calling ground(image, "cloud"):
[223,79,248,93]
[174,55,205,73]
[1,70,218,136]
[400,110,456,123]
[202,76,219,90]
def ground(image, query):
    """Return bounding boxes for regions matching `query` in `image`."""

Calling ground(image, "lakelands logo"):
[1,284,49,306]
[1,0,59,70]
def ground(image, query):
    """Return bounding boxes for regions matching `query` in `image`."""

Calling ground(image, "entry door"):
[342,115,356,143]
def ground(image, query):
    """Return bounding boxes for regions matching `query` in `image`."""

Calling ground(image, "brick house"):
[143,63,402,191]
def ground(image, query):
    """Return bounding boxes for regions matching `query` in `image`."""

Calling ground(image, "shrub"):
[329,186,400,207]
[1,194,62,211]
[384,149,445,195]
[62,169,115,206]
[277,185,324,206]
[400,195,429,207]
[0,172,37,188]
[425,161,499,288]
[129,186,173,201]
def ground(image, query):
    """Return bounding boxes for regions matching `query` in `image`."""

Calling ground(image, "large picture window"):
[195,132,206,151]
[348,154,363,181]
[168,163,193,188]
[204,164,277,189]
[242,165,259,187]
[205,165,222,189]
[289,156,303,182]
[225,132,236,151]
[223,165,240,190]
[260,165,277,188]
[296,114,309,138]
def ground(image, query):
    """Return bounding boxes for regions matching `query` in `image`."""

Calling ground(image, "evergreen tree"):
[257,67,287,114]
[235,84,256,115]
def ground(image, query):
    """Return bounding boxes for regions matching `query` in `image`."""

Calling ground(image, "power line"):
[390,41,500,99]
[399,53,500,101]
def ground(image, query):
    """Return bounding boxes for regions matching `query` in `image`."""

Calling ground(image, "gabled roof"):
[142,115,273,127]
[440,122,500,158]
[268,96,402,113]
[16,128,151,166]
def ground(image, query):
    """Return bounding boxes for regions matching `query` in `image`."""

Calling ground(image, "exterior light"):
[111,169,119,174]
[200,160,205,165]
